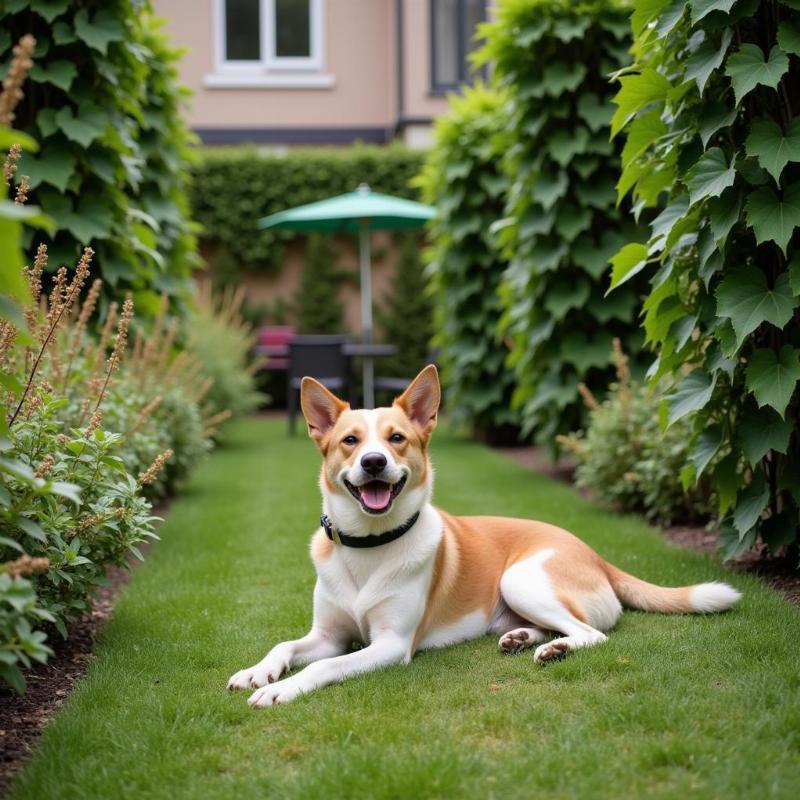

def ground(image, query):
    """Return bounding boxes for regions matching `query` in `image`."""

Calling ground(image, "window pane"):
[433,0,459,86]
[225,0,260,60]
[275,0,311,58]
[463,0,484,78]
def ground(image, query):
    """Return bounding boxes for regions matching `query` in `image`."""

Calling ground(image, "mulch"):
[2,450,798,796]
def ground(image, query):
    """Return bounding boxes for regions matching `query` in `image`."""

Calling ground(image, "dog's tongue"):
[361,481,391,510]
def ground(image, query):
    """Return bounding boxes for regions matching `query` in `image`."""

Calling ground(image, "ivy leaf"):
[74,8,125,55]
[532,171,568,210]
[716,269,797,345]
[608,242,649,291]
[32,0,70,23]
[708,188,741,244]
[790,256,800,296]
[656,0,689,38]
[667,368,717,426]
[725,44,789,106]
[691,0,737,23]
[719,523,757,560]
[685,147,736,206]
[56,105,107,148]
[611,69,672,137]
[18,140,76,192]
[577,93,614,132]
[29,60,78,92]
[691,425,723,479]
[553,16,590,42]
[649,197,689,249]
[777,20,800,56]
[733,471,769,535]
[714,454,740,514]
[548,127,589,166]
[745,346,800,418]
[685,28,732,92]
[739,406,793,464]
[543,279,591,319]
[621,109,666,168]
[745,183,800,254]
[698,103,737,148]
[542,62,587,96]
[745,118,800,182]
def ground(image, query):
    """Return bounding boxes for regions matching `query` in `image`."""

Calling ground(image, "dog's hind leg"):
[499,550,612,664]
[498,627,548,653]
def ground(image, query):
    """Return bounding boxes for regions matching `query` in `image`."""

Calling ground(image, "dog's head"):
[300,365,440,533]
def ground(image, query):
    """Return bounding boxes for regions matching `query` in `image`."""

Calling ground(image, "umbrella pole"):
[358,222,375,409]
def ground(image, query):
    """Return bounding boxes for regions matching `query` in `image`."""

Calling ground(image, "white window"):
[207,0,332,88]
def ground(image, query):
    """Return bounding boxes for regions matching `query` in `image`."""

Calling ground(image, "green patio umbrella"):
[258,183,435,407]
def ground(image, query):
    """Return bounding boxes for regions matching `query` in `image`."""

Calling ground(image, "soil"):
[497,445,800,607]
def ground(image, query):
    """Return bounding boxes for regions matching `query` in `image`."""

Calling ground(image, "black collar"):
[320,511,420,548]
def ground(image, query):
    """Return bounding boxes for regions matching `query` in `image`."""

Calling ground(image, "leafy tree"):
[376,233,434,379]
[611,0,800,558]
[294,234,344,334]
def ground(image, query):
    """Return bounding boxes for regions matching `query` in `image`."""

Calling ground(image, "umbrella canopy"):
[257,184,435,232]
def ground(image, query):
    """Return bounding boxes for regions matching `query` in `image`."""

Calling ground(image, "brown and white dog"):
[228,365,740,707]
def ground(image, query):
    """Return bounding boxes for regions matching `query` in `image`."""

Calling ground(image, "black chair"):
[287,335,351,435]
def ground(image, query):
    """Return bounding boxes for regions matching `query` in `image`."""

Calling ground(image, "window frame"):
[214,0,324,75]
[429,0,487,95]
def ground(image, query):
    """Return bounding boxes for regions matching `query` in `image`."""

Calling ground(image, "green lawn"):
[10,418,800,799]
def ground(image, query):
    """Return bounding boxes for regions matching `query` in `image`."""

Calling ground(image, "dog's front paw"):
[227,658,286,691]
[247,677,305,708]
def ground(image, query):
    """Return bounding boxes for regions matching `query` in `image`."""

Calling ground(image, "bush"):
[293,234,345,334]
[477,0,648,449]
[190,144,425,272]
[611,0,800,558]
[376,233,434,379]
[417,84,519,438]
[560,342,714,525]
[1,0,198,306]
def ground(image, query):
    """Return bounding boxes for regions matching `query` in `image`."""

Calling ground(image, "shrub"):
[190,144,425,272]
[376,233,434,379]
[611,0,800,558]
[560,342,714,525]
[0,0,198,306]
[477,0,648,449]
[293,234,345,334]
[417,84,519,438]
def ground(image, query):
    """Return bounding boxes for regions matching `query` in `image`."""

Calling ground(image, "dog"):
[228,365,741,707]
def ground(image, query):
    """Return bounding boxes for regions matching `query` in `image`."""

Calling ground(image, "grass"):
[10,418,800,799]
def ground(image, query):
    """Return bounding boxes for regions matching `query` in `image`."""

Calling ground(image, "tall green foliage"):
[294,234,344,334]
[376,233,434,379]
[417,85,518,438]
[478,0,646,447]
[1,0,198,308]
[191,145,424,273]
[612,0,800,558]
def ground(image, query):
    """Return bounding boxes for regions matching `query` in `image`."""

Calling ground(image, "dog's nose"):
[360,452,387,476]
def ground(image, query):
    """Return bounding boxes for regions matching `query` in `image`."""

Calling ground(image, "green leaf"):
[761,510,797,551]
[18,139,76,192]
[725,44,789,106]
[32,0,70,23]
[719,523,757,560]
[55,105,107,148]
[698,103,737,148]
[655,0,689,38]
[733,472,769,535]
[684,147,736,206]
[611,69,672,137]
[542,62,587,96]
[716,269,797,345]
[0,127,38,153]
[621,109,666,168]
[548,127,589,167]
[650,197,689,247]
[667,368,717,426]
[608,243,649,291]
[745,346,800,417]
[531,171,568,210]
[789,256,800,296]
[739,406,792,464]
[685,28,732,92]
[691,0,736,22]
[745,118,800,183]
[52,21,78,45]
[777,20,800,56]
[29,60,77,92]
[708,188,741,244]
[745,183,800,254]
[553,16,590,42]
[543,280,591,320]
[74,8,125,55]
[714,454,739,514]
[691,425,723,478]
[576,93,613,133]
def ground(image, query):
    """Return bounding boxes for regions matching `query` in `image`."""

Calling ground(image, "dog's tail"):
[604,563,741,614]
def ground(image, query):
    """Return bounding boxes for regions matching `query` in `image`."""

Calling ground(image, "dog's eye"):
[389,433,405,444]
[342,435,358,446]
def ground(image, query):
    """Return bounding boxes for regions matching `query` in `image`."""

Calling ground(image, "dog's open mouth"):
[344,475,407,514]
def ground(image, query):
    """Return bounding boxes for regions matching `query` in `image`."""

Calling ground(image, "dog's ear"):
[394,364,440,437]
[301,378,349,445]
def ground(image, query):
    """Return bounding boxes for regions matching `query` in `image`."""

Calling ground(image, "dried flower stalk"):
[0,34,36,126]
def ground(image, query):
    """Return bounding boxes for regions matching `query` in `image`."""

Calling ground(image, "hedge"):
[189,144,425,272]
[477,0,648,449]
[1,0,198,310]
[611,0,800,556]
[417,84,519,438]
